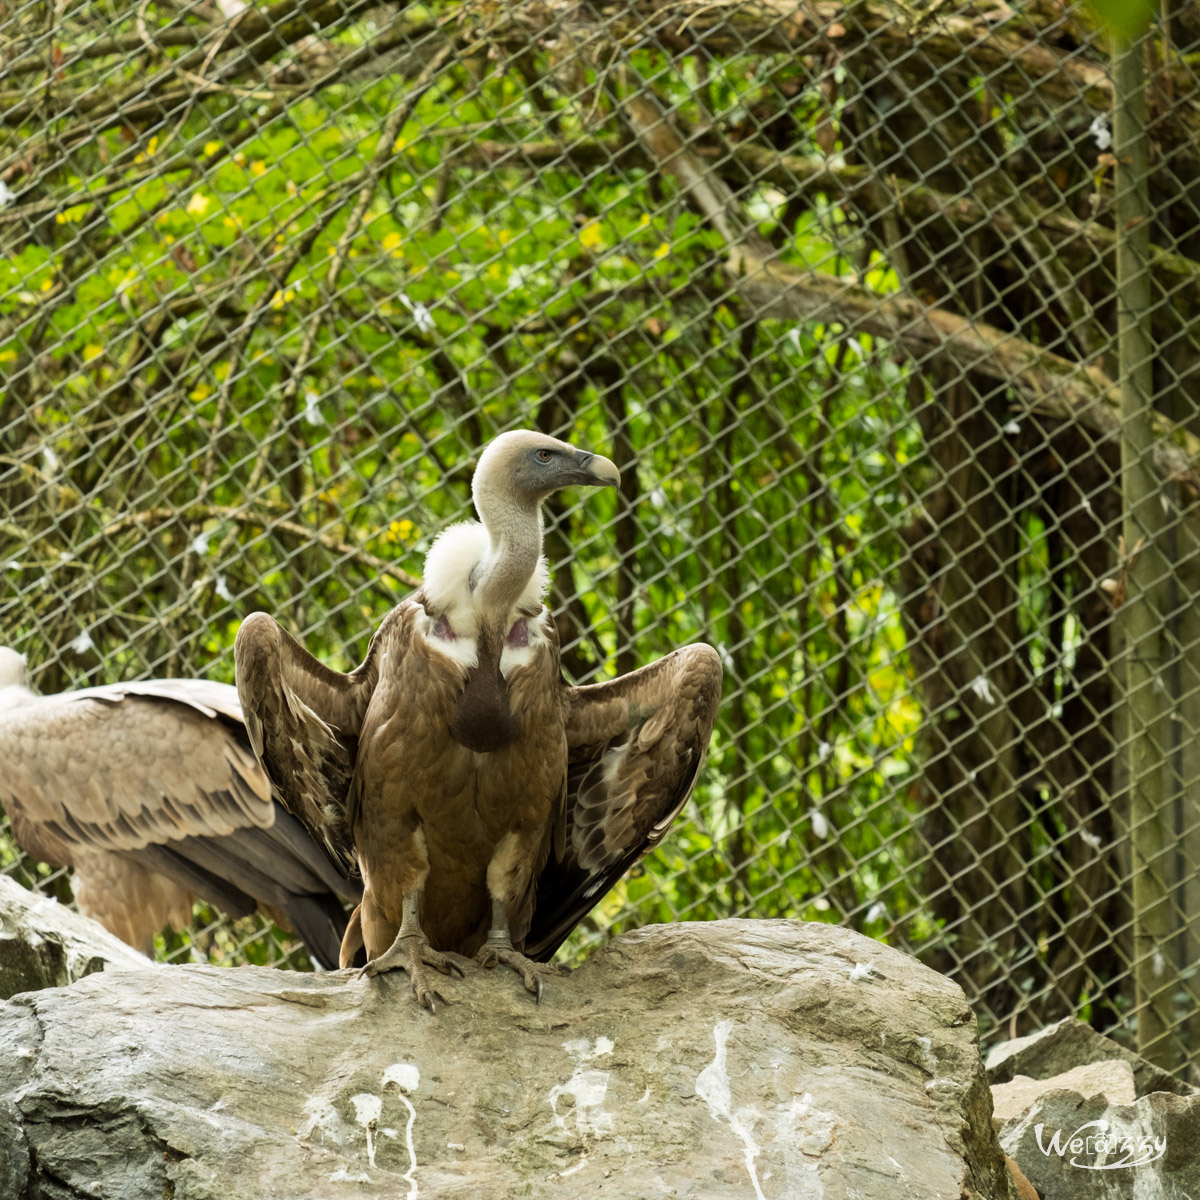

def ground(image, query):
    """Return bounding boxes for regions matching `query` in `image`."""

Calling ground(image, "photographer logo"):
[1035,1120,1166,1170]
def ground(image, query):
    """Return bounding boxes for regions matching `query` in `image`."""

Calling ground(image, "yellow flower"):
[578,221,604,250]
[133,135,160,164]
[186,193,211,217]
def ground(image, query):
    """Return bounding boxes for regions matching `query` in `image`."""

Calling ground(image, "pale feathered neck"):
[422,521,548,632]
[420,449,551,631]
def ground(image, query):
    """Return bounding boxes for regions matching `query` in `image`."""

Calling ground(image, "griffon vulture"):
[0,648,359,967]
[235,430,722,1006]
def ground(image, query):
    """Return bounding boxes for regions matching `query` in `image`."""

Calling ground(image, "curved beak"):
[573,449,621,488]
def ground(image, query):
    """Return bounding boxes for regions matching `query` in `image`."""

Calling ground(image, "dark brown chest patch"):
[450,629,520,754]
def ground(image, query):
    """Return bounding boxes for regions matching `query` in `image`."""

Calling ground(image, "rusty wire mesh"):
[2,0,1198,1074]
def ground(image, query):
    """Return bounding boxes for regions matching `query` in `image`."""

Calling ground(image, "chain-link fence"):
[2,0,1197,1076]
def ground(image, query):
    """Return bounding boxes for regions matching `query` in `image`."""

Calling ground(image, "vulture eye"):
[536,449,553,463]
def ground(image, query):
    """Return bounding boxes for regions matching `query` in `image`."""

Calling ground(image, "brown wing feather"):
[233,605,407,873]
[525,642,722,960]
[0,681,273,856]
[0,674,360,966]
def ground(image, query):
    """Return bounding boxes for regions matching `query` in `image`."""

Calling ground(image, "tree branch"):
[97,504,421,588]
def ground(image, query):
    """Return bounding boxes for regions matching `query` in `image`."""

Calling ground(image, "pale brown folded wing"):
[0,677,358,965]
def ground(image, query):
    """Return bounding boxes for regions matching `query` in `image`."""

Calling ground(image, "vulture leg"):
[358,890,464,1010]
[475,899,567,1002]
[474,831,568,1002]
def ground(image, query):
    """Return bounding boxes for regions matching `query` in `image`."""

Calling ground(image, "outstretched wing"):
[525,643,722,961]
[0,677,359,966]
[234,605,406,874]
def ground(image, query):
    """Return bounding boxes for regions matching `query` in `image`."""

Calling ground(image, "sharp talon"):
[359,927,463,1012]
[534,976,544,1004]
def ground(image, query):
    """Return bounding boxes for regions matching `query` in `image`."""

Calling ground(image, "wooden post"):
[1115,30,1177,1071]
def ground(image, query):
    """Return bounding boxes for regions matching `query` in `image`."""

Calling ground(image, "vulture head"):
[0,647,28,691]
[424,431,620,626]
[472,431,620,514]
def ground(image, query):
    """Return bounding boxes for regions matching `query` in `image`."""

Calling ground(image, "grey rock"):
[0,876,148,999]
[998,1088,1200,1200]
[986,1016,1193,1098]
[0,911,1019,1200]
[991,1061,1136,1120]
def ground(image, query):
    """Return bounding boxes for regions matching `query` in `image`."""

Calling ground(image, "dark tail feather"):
[279,891,350,970]
[126,844,257,919]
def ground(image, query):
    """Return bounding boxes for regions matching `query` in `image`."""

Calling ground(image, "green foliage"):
[1086,0,1156,41]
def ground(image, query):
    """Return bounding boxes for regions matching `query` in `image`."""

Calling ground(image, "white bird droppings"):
[549,1039,616,1139]
[382,1063,421,1199]
[774,1092,837,1194]
[547,1037,617,1180]
[695,1020,767,1200]
[349,1093,381,1168]
[383,1062,421,1093]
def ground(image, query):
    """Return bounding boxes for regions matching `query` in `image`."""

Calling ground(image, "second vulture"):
[235,430,722,1005]
[0,648,359,968]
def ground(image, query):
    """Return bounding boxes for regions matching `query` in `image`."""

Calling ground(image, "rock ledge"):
[0,909,1016,1200]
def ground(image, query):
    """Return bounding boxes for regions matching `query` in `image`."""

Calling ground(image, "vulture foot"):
[475,943,568,1003]
[359,933,464,1011]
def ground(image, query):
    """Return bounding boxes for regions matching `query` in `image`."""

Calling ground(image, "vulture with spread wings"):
[0,648,359,967]
[235,430,722,1006]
